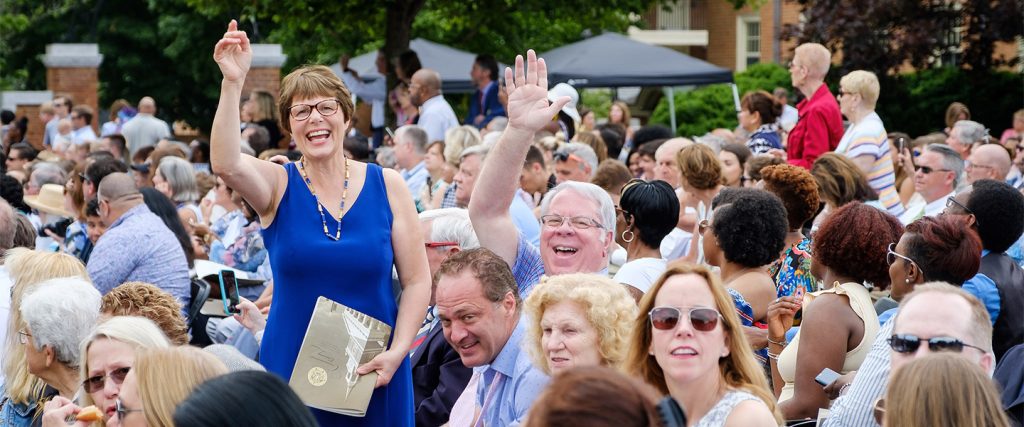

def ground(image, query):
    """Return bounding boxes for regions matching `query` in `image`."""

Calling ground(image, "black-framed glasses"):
[115,398,144,420]
[886,243,924,277]
[888,333,986,354]
[83,366,131,393]
[649,306,722,332]
[944,197,978,226]
[288,99,341,121]
[540,214,604,230]
[914,165,951,174]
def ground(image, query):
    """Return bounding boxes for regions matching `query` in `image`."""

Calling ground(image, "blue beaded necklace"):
[297,157,349,241]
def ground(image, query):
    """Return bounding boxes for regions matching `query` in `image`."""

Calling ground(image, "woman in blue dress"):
[210,20,431,426]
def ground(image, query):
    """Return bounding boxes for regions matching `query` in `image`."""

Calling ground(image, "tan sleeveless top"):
[777,282,879,403]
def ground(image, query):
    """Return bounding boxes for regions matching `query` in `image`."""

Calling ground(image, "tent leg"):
[667,87,677,136]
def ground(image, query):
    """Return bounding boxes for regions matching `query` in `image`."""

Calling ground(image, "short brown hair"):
[677,143,722,190]
[101,282,188,345]
[434,248,520,309]
[277,65,355,134]
[761,164,820,231]
[590,159,632,195]
[72,105,94,125]
[746,154,784,181]
[811,153,878,207]
[523,366,662,427]
[740,90,783,125]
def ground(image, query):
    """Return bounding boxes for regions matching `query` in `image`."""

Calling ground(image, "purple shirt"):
[87,203,191,308]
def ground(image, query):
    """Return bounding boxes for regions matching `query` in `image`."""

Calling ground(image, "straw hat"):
[24,183,73,218]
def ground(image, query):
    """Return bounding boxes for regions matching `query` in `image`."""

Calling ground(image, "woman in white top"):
[626,263,782,426]
[768,202,903,420]
[613,179,678,299]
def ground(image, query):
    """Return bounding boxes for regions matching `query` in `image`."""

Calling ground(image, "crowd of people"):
[0,19,1022,427]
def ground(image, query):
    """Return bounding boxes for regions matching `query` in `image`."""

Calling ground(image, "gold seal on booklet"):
[308,367,328,387]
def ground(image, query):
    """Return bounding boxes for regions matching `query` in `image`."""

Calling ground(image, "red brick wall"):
[15,105,45,150]
[46,67,99,134]
[242,67,281,102]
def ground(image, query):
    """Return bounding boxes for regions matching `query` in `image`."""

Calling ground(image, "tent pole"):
[667,87,677,136]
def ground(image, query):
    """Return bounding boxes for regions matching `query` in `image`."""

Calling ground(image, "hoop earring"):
[622,230,635,243]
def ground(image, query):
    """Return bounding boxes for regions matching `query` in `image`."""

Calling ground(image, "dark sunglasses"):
[83,366,131,393]
[888,334,985,354]
[116,398,144,420]
[649,306,722,332]
[914,165,951,174]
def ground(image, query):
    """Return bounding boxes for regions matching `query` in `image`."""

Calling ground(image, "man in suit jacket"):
[412,209,479,425]
[465,54,506,129]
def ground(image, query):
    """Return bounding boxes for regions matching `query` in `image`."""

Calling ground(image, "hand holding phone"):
[218,270,241,315]
[815,368,841,387]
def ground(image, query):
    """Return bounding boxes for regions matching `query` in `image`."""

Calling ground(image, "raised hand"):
[213,20,252,83]
[504,50,569,134]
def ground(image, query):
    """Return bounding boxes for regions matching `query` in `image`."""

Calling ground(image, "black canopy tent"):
[541,32,736,131]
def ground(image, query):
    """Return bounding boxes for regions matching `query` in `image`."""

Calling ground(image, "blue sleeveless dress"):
[261,162,413,426]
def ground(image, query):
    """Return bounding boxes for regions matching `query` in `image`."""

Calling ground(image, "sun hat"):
[24,183,73,217]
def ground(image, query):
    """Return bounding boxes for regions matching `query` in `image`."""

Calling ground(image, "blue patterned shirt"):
[86,203,191,309]
[511,233,545,299]
[474,320,549,427]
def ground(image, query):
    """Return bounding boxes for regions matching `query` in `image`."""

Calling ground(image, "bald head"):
[656,137,694,158]
[968,144,1011,183]
[138,97,156,114]
[412,69,442,93]
[794,43,831,81]
[98,172,142,203]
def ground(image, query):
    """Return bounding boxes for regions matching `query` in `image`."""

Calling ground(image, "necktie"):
[474,371,506,427]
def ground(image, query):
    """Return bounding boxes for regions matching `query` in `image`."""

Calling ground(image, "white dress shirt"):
[418,95,459,142]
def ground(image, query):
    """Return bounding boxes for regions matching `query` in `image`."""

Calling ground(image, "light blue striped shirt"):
[474,320,549,426]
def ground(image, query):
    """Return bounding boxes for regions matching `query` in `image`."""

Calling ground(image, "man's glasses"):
[540,214,603,230]
[914,165,951,174]
[888,333,986,354]
[965,161,994,171]
[115,398,144,420]
[288,99,341,121]
[944,197,979,226]
[649,306,722,332]
[83,366,131,393]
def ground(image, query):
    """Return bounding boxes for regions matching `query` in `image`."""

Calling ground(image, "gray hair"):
[376,146,397,169]
[926,143,966,189]
[556,143,599,179]
[396,125,429,154]
[460,144,489,163]
[29,162,67,188]
[419,208,480,250]
[0,199,14,252]
[540,181,616,242]
[20,277,102,369]
[157,156,199,203]
[953,120,990,145]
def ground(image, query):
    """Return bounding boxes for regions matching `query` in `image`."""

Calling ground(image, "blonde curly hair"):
[523,273,637,375]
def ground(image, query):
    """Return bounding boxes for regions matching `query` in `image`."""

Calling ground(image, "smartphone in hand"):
[815,368,841,387]
[218,270,241,315]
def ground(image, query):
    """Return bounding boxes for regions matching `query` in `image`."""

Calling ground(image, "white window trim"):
[735,15,761,71]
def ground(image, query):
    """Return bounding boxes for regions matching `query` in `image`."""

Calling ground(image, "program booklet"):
[288,296,392,417]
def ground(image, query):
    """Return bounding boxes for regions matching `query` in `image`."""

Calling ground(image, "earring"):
[622,230,635,243]
[905,278,910,284]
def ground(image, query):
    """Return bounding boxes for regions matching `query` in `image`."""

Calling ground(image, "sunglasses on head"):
[649,306,722,332]
[887,334,985,354]
[83,366,131,393]
[553,151,584,164]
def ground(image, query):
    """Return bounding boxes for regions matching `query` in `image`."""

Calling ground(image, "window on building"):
[736,16,761,71]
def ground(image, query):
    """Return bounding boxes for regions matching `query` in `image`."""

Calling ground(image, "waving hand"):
[213,20,252,83]
[504,50,569,133]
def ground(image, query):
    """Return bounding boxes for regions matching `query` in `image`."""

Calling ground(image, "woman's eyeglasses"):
[887,333,986,354]
[648,306,722,332]
[288,99,341,121]
[885,243,925,277]
[424,241,459,248]
[83,366,131,393]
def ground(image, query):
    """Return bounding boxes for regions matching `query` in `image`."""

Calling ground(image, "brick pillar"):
[244,44,287,100]
[1,91,54,150]
[41,43,103,134]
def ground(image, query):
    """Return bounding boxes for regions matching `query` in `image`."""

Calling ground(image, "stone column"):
[41,43,103,134]
[1,91,54,150]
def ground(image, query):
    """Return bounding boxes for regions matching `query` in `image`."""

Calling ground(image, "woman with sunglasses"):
[41,316,170,426]
[109,346,227,427]
[626,263,782,426]
[613,179,678,298]
[768,202,902,420]
[212,21,430,426]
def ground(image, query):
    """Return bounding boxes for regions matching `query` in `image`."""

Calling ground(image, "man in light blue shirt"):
[395,125,430,207]
[435,248,548,426]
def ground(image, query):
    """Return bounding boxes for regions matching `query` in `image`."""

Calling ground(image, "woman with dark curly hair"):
[763,164,821,301]
[613,179,679,297]
[767,202,902,419]
[703,188,787,328]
